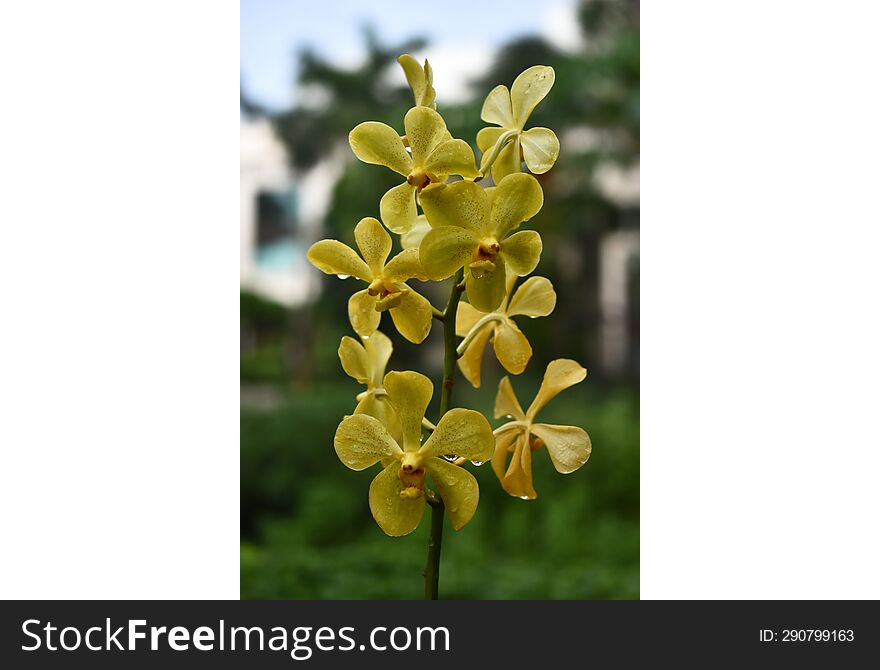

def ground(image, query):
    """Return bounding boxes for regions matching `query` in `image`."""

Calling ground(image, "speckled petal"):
[384,248,426,282]
[307,240,372,281]
[423,139,480,179]
[389,288,432,344]
[354,392,403,446]
[369,462,425,536]
[398,54,436,108]
[383,370,433,451]
[349,121,411,176]
[500,230,542,277]
[490,173,544,238]
[493,319,532,375]
[379,182,418,234]
[419,180,489,232]
[419,225,481,281]
[363,330,392,388]
[520,127,560,174]
[480,84,514,127]
[510,65,555,129]
[404,106,449,166]
[338,336,369,384]
[348,289,381,337]
[465,257,507,313]
[491,425,521,483]
[531,423,592,474]
[494,376,526,421]
[354,217,392,276]
[457,323,492,388]
[526,359,588,419]
[425,457,480,531]
[334,413,402,471]
[400,215,431,250]
[506,276,556,318]
[420,407,494,463]
[501,434,537,500]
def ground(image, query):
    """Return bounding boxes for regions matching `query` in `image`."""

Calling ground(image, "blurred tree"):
[240,79,267,119]
[273,27,426,171]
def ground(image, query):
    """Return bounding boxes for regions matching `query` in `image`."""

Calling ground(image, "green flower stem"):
[424,497,444,599]
[439,267,465,417]
[424,266,465,600]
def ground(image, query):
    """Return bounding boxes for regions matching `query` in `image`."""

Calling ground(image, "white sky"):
[241,0,582,111]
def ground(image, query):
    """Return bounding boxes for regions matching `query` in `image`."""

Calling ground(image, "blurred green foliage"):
[240,290,288,382]
[241,376,638,599]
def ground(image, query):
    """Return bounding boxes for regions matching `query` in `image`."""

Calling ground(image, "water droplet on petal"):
[443,454,457,462]
[518,495,531,500]
[470,460,485,467]
[336,274,350,280]
[505,415,513,420]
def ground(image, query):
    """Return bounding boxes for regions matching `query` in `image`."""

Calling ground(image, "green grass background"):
[241,377,638,599]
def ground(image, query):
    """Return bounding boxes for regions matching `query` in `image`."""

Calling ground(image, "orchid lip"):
[479,238,501,255]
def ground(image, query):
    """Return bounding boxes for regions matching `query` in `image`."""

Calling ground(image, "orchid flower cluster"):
[307,55,592,566]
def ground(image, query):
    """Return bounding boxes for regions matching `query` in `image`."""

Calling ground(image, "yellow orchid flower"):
[349,107,479,234]
[477,65,560,183]
[492,359,592,500]
[398,54,436,108]
[307,217,432,344]
[418,172,544,312]
[456,275,557,388]
[400,214,431,251]
[334,371,495,536]
[338,330,402,444]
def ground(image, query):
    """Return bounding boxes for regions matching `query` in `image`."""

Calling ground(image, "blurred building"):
[599,228,638,375]
[240,117,301,306]
[595,162,639,377]
[240,118,344,307]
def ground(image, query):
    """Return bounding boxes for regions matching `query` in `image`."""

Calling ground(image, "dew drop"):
[505,415,513,420]
[518,495,531,500]
[336,274,350,280]
[470,460,485,467]
[443,454,457,462]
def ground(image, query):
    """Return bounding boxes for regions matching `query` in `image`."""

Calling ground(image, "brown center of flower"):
[477,238,501,260]
[399,453,426,499]
[367,278,397,297]
[368,278,407,311]
[528,434,544,452]
[406,170,437,191]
